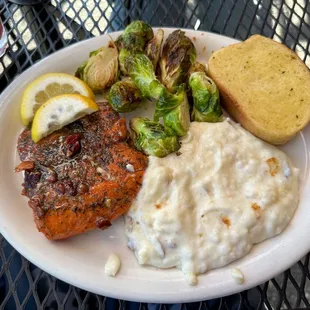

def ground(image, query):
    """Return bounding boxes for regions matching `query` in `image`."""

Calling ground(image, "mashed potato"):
[125,119,299,285]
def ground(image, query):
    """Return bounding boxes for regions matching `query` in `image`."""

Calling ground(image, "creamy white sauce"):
[125,119,299,284]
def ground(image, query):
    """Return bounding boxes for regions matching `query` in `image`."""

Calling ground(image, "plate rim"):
[0,28,309,303]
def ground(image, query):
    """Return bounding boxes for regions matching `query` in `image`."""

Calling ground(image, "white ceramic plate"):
[0,28,309,303]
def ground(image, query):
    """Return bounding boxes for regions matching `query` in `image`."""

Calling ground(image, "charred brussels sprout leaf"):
[108,79,142,113]
[127,54,165,100]
[154,84,190,136]
[159,30,196,93]
[130,117,180,157]
[75,45,118,93]
[146,29,164,71]
[189,72,222,122]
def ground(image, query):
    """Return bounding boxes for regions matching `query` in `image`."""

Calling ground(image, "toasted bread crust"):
[208,34,310,145]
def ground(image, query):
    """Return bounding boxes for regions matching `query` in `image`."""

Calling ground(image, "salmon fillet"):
[16,101,147,240]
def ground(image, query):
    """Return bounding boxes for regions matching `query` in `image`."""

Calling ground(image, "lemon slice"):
[31,94,98,143]
[21,73,95,126]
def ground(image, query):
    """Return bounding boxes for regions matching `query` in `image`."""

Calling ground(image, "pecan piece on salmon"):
[16,101,147,240]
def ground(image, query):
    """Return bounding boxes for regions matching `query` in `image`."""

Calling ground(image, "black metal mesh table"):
[1,0,310,309]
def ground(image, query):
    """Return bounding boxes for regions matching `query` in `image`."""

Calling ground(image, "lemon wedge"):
[21,73,95,126]
[31,94,98,143]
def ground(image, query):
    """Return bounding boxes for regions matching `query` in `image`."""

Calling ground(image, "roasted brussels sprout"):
[189,72,222,122]
[116,21,154,76]
[127,54,165,100]
[146,29,164,71]
[75,45,118,93]
[158,30,196,93]
[122,20,154,47]
[130,117,180,157]
[154,84,190,136]
[108,79,142,113]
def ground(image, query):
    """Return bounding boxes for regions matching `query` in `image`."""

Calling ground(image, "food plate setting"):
[0,23,310,304]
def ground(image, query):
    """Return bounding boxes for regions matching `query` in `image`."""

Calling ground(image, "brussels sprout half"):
[115,21,154,76]
[130,117,180,157]
[159,30,197,93]
[146,29,164,71]
[189,72,222,122]
[75,46,118,93]
[108,79,142,113]
[163,89,190,136]
[154,84,190,136]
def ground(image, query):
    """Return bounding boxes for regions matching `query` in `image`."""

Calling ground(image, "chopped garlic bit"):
[105,253,121,277]
[105,198,112,208]
[96,167,104,174]
[231,267,244,284]
[126,163,135,172]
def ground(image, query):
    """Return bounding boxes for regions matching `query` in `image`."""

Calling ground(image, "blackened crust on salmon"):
[16,101,147,240]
